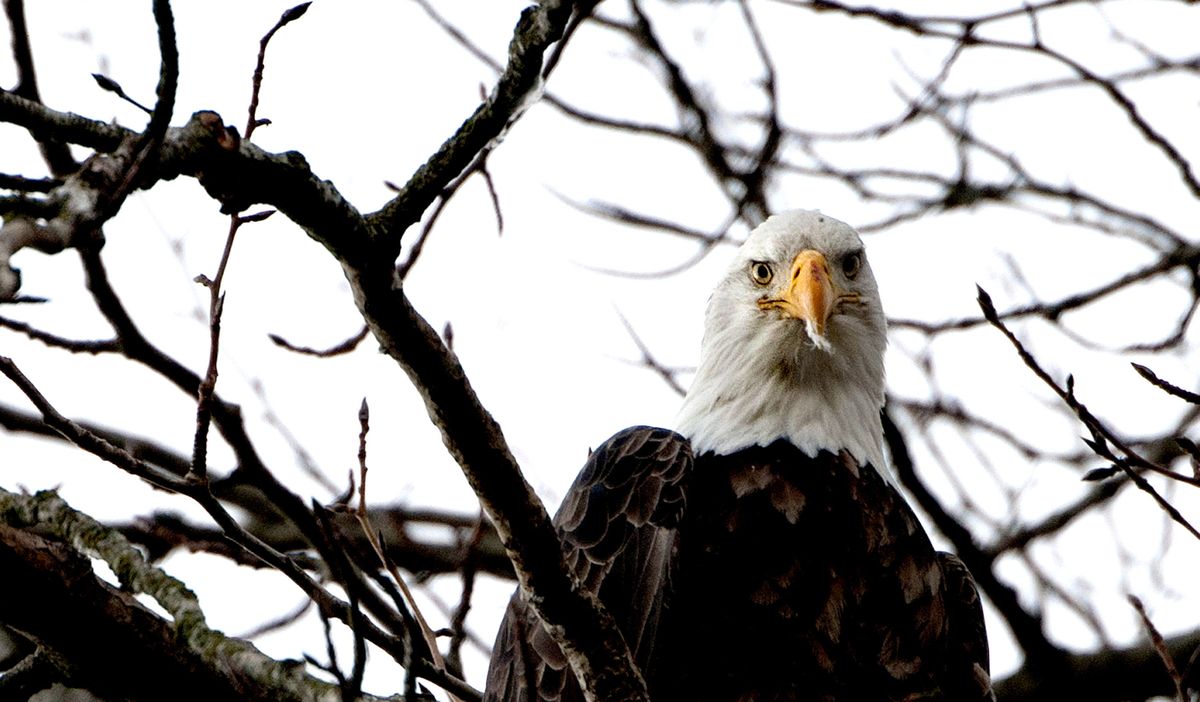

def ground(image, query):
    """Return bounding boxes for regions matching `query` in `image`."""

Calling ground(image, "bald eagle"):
[484,211,993,701]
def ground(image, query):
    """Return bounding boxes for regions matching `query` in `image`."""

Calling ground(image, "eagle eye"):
[749,261,774,286]
[841,251,862,280]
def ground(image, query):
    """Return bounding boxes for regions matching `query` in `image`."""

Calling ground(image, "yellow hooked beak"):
[757,250,855,349]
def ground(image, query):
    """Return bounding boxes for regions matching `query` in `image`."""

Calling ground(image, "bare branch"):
[893,245,1200,334]
[0,488,394,702]
[246,3,311,139]
[0,355,189,492]
[1132,363,1200,406]
[0,356,477,699]
[977,287,1200,535]
[0,314,119,353]
[91,72,152,114]
[269,324,370,357]
[370,0,576,256]
[1129,595,1186,702]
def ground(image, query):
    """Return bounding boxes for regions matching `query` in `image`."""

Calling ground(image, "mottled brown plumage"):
[650,440,990,701]
[484,428,992,701]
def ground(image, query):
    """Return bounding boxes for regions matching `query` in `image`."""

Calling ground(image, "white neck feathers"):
[675,316,891,483]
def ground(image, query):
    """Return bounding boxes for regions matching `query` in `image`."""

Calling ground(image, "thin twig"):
[892,245,1200,334]
[91,73,152,114]
[269,324,370,357]
[0,355,188,492]
[192,1,309,481]
[446,511,487,676]
[978,286,1200,538]
[353,398,458,698]
[246,2,311,139]
[1132,363,1200,406]
[237,598,313,639]
[396,148,499,280]
[312,506,368,702]
[616,310,687,397]
[0,314,119,353]
[191,212,247,481]
[1128,595,1186,702]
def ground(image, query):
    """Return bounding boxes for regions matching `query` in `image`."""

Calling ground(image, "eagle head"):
[675,210,891,479]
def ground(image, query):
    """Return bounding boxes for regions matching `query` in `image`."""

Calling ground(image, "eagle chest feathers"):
[651,445,952,701]
[483,211,992,702]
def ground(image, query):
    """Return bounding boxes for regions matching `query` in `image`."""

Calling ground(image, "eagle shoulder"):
[483,426,692,702]
[937,551,996,701]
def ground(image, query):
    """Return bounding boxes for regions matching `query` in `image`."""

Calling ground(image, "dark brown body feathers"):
[484,426,993,702]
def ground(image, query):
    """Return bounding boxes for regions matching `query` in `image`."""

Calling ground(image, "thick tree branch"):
[368,0,577,256]
[0,489,394,702]
[348,278,648,702]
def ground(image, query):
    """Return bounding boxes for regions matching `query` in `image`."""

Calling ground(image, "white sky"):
[3,1,1200,697]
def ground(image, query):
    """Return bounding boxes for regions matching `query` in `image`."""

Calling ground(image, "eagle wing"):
[938,551,996,701]
[483,426,692,702]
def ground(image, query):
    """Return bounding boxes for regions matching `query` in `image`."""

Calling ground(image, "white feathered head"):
[675,210,891,480]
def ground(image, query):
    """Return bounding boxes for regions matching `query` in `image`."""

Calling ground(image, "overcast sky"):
[3,1,1200,696]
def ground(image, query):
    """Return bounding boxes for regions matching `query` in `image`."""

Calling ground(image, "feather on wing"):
[938,551,996,701]
[483,426,692,702]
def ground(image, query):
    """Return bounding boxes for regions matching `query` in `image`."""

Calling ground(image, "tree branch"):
[0,488,395,702]
[995,626,1200,702]
[0,4,651,698]
[369,0,576,256]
